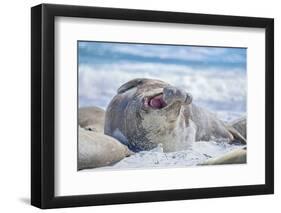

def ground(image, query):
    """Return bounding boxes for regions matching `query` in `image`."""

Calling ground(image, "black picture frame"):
[31,3,274,209]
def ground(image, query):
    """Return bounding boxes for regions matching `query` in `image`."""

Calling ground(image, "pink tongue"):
[149,95,166,109]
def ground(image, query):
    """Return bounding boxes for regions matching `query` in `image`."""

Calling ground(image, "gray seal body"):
[105,78,245,152]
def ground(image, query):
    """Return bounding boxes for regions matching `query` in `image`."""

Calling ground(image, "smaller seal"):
[78,107,132,170]
[229,117,247,139]
[79,106,105,133]
[200,147,247,165]
[78,127,132,170]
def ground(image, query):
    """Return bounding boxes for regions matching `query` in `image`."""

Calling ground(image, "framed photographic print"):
[31,3,274,209]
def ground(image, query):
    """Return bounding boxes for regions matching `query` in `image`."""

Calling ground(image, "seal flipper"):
[227,126,247,145]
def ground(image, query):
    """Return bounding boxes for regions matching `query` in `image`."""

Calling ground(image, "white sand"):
[82,141,245,171]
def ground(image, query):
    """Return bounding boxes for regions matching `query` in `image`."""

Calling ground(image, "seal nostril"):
[185,93,193,104]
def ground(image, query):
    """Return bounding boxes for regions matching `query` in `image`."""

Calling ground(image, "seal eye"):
[147,94,167,109]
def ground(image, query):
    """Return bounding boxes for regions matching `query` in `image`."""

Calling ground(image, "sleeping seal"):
[78,126,132,170]
[104,78,245,152]
[78,107,133,170]
[200,147,247,165]
[229,117,247,139]
[79,106,105,132]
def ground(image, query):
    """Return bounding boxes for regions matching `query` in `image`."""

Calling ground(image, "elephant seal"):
[78,127,132,170]
[229,117,247,139]
[78,107,133,170]
[199,147,247,165]
[105,78,246,152]
[79,106,105,133]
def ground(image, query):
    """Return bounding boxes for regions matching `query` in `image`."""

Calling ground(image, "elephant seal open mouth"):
[143,85,192,110]
[104,78,245,152]
[144,93,167,109]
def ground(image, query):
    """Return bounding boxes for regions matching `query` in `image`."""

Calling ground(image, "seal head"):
[104,78,193,152]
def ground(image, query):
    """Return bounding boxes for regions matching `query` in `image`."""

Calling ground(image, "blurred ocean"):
[78,42,247,122]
